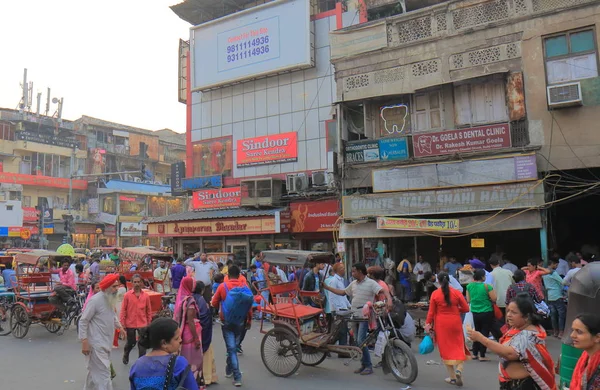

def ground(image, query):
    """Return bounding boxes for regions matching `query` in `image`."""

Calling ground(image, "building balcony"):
[332,0,598,62]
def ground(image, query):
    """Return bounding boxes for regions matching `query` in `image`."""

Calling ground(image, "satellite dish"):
[52,97,59,104]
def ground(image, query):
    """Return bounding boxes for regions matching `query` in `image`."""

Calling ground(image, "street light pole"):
[68,147,75,244]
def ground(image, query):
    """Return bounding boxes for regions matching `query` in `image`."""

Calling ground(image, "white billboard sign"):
[191,0,313,91]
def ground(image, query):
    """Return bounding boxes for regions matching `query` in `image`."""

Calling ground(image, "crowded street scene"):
[2,0,600,389]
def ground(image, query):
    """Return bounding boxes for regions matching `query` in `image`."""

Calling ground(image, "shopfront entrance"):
[226,241,247,265]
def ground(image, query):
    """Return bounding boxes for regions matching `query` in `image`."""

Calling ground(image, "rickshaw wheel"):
[0,306,13,336]
[44,320,62,334]
[10,305,31,339]
[300,346,327,366]
[260,327,302,377]
[384,339,418,384]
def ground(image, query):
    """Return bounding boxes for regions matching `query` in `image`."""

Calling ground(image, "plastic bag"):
[535,301,550,318]
[463,312,474,340]
[374,331,388,357]
[419,335,434,355]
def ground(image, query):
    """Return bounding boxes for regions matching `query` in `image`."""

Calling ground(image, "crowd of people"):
[417,247,599,390]
[4,245,596,390]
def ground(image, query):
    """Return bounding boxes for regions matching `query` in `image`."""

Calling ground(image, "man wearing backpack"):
[211,265,253,387]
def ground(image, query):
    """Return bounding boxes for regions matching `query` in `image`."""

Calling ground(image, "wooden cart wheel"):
[300,346,327,366]
[260,327,302,377]
[10,304,31,339]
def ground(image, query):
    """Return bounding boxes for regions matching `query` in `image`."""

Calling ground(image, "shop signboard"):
[182,175,222,190]
[345,140,380,163]
[22,207,39,222]
[345,138,409,164]
[412,123,511,158]
[43,225,54,234]
[148,216,278,237]
[342,182,545,219]
[192,187,242,210]
[171,161,186,195]
[41,208,53,225]
[372,154,538,193]
[88,198,99,214]
[17,130,79,149]
[120,222,146,237]
[0,172,87,190]
[236,132,298,167]
[8,227,22,237]
[471,238,485,248]
[377,217,459,233]
[290,200,340,232]
[96,212,118,226]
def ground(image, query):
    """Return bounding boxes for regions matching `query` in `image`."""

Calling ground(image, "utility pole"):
[67,146,76,244]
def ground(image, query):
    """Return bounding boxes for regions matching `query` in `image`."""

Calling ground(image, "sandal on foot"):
[455,370,463,387]
[444,378,457,386]
[353,366,365,374]
[479,357,491,362]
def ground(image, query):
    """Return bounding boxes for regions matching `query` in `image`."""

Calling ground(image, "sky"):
[0,0,191,132]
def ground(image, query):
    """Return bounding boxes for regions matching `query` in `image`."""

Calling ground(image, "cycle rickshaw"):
[255,250,418,383]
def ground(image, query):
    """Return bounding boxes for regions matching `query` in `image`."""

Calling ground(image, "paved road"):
[0,322,563,390]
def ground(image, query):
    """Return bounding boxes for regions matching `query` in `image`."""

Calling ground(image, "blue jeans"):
[353,321,371,368]
[222,323,244,381]
[549,298,566,332]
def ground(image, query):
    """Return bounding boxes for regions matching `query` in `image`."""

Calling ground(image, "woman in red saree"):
[467,293,556,390]
[569,313,600,390]
[425,272,470,386]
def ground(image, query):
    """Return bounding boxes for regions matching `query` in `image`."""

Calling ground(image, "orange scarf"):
[570,350,600,390]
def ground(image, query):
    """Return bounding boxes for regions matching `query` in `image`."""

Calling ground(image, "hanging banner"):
[412,123,511,158]
[171,161,186,195]
[236,132,298,167]
[377,217,460,233]
[22,207,40,222]
[192,187,242,210]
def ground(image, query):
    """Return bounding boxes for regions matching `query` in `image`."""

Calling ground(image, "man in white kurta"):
[78,274,124,390]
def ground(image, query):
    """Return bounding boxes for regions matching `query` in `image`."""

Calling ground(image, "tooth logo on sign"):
[380,104,408,135]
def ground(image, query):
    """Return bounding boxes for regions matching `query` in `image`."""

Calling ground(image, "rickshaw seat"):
[262,302,322,319]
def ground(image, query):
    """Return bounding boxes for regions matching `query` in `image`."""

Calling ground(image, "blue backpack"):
[222,284,254,325]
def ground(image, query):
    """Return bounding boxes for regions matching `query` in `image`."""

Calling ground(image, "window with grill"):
[544,28,598,84]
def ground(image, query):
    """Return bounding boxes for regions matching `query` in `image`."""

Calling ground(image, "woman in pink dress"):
[174,277,203,384]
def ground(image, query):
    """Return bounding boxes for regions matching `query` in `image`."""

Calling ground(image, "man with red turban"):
[79,273,125,390]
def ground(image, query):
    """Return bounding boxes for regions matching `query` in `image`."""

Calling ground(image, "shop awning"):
[146,208,286,224]
[103,180,171,195]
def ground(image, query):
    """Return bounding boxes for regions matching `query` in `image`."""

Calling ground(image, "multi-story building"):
[330,0,600,267]
[0,108,88,249]
[74,116,187,248]
[146,0,352,263]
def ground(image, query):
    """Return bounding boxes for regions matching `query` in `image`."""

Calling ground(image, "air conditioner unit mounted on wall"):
[311,171,330,187]
[547,82,582,108]
[287,173,309,193]
[240,178,282,206]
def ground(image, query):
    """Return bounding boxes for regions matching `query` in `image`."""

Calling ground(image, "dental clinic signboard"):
[237,132,298,167]
[412,124,511,158]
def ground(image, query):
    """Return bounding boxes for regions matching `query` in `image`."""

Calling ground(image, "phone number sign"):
[218,17,280,73]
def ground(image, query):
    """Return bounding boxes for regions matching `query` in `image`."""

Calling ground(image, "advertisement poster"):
[192,0,312,90]
[192,137,233,177]
[192,187,242,210]
[22,207,39,222]
[290,200,340,232]
[413,124,511,158]
[237,132,298,167]
[377,217,460,233]
[120,222,146,237]
[345,140,379,163]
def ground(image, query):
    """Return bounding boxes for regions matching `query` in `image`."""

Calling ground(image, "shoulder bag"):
[485,284,503,320]
[164,355,192,390]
